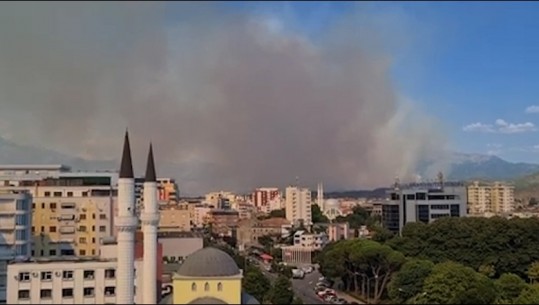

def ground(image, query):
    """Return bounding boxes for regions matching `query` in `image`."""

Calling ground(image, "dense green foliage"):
[388,217,539,278]
[318,216,539,304]
[267,275,295,304]
[312,204,329,223]
[243,265,271,302]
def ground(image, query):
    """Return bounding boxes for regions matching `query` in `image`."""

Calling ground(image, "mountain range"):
[1,136,539,190]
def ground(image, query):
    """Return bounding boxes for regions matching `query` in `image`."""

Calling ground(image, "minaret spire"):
[145,143,156,182]
[119,130,134,178]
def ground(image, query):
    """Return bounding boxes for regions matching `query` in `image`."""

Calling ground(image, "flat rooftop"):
[9,256,116,265]
[158,231,202,239]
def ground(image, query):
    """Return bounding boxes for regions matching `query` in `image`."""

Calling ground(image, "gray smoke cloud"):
[0,2,448,194]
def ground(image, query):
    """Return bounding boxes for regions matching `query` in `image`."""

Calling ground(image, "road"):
[256,263,326,304]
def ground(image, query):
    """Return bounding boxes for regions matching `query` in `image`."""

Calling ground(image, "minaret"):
[317,182,324,210]
[115,131,137,304]
[141,143,159,304]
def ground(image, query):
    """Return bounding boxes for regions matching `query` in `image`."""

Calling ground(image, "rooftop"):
[158,231,201,239]
[9,256,116,265]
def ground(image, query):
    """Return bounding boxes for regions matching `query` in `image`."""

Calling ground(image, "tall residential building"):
[252,188,280,213]
[0,191,32,303]
[157,178,179,203]
[285,186,312,226]
[467,181,515,215]
[382,181,467,235]
[158,204,191,232]
[0,165,117,258]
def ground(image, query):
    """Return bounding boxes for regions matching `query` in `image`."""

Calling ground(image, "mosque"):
[160,247,259,304]
[117,131,259,304]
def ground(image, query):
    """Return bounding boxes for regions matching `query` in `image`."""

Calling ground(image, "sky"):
[213,1,539,163]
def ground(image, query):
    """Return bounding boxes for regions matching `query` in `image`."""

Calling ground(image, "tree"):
[527,261,539,284]
[270,209,286,218]
[243,266,271,302]
[388,259,434,304]
[312,204,329,223]
[420,261,497,304]
[516,284,539,304]
[494,273,527,304]
[268,275,294,304]
[258,235,274,249]
[292,297,304,304]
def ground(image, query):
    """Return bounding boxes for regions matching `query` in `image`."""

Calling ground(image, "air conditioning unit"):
[31,272,38,278]
[55,271,61,277]
[13,275,18,281]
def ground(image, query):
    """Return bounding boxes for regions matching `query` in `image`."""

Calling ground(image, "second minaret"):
[141,143,159,304]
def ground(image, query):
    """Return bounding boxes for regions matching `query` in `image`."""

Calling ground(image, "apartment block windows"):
[18,272,30,282]
[62,270,74,280]
[105,268,116,279]
[83,287,95,297]
[41,271,52,281]
[83,270,95,280]
[40,289,52,299]
[18,290,30,300]
[62,288,74,298]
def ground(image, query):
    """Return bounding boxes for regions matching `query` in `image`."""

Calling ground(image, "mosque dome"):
[325,199,339,209]
[177,247,241,277]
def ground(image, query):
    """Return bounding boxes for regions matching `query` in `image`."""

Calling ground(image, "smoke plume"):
[0,2,447,194]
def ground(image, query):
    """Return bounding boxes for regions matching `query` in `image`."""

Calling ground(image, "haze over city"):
[2,2,539,194]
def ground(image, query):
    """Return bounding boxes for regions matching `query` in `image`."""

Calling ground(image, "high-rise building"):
[0,191,32,303]
[285,186,312,226]
[382,181,467,235]
[252,188,280,213]
[467,181,515,215]
[0,165,117,257]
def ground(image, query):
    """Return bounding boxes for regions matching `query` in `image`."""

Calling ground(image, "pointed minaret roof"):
[119,130,134,178]
[145,143,156,182]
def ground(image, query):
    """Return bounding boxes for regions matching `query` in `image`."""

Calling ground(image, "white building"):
[285,186,312,226]
[6,255,144,304]
[0,191,32,303]
[293,230,328,250]
[382,181,467,235]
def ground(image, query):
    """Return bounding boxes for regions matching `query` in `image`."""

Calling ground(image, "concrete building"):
[0,167,117,258]
[293,230,328,250]
[159,232,203,263]
[159,204,191,232]
[467,181,515,215]
[157,178,179,204]
[205,192,236,208]
[236,218,291,250]
[208,209,239,237]
[285,186,312,226]
[281,231,328,267]
[327,222,350,242]
[252,188,281,213]
[160,247,258,304]
[0,191,32,303]
[192,204,213,228]
[382,181,467,234]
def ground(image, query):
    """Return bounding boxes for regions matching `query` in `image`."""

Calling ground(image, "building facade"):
[0,168,117,257]
[0,191,32,303]
[327,223,350,242]
[252,188,281,213]
[159,204,191,232]
[285,186,312,226]
[382,182,468,234]
[467,181,515,215]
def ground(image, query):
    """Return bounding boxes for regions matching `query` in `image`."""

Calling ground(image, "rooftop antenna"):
[438,171,444,189]
[295,176,299,187]
[394,176,400,190]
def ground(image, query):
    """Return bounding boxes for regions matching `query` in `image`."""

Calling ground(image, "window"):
[82,191,88,197]
[105,269,116,279]
[83,270,95,280]
[79,237,87,244]
[204,282,210,291]
[41,271,52,281]
[44,192,50,197]
[191,283,197,291]
[67,192,73,197]
[80,249,86,256]
[18,290,30,300]
[92,213,96,219]
[92,225,95,232]
[100,214,107,220]
[217,282,223,291]
[62,288,73,298]
[92,249,95,255]
[80,214,86,220]
[105,286,116,296]
[50,203,57,209]
[32,203,35,209]
[49,226,56,233]
[18,272,30,282]
[63,270,73,280]
[40,226,44,232]
[41,203,45,209]
[79,226,87,232]
[53,191,62,197]
[92,237,95,243]
[31,226,35,233]
[99,226,106,232]
[40,289,52,299]
[49,249,56,256]
[83,287,95,297]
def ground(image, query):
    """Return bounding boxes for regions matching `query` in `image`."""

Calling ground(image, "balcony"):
[59,226,76,234]
[0,219,15,230]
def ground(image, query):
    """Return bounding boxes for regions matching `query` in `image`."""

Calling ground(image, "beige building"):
[0,166,116,258]
[208,209,239,237]
[285,186,312,226]
[236,217,291,249]
[467,181,515,215]
[159,204,191,232]
[192,204,213,228]
[328,223,350,242]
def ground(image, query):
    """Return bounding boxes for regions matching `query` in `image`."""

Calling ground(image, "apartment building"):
[158,204,191,232]
[192,204,213,228]
[467,181,515,215]
[236,217,292,249]
[207,209,239,237]
[285,186,312,226]
[327,222,350,242]
[382,182,467,234]
[252,188,281,213]
[293,230,328,250]
[0,191,32,303]
[6,256,144,304]
[0,165,117,257]
[205,191,235,207]
[157,178,179,203]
